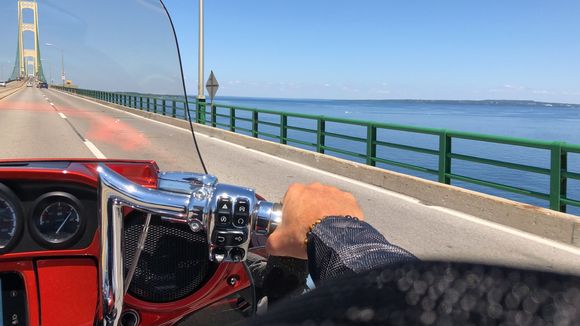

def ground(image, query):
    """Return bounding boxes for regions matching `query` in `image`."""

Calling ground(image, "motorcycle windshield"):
[0,0,206,173]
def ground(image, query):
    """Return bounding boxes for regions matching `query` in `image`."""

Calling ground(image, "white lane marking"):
[58,112,67,119]
[50,102,54,106]
[51,89,580,256]
[84,140,106,159]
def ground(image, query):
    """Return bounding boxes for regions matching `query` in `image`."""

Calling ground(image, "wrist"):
[304,215,360,247]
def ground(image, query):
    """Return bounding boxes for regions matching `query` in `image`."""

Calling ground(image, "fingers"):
[267,182,364,260]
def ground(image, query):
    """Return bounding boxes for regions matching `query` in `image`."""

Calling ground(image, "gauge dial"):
[0,185,22,253]
[0,199,17,248]
[30,193,85,248]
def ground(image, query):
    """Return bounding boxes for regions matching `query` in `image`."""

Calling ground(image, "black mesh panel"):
[124,212,216,303]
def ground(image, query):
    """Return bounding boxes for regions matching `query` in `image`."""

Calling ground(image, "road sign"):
[61,74,65,81]
[206,70,219,102]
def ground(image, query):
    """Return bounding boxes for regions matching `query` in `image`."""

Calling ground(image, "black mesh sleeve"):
[307,216,418,285]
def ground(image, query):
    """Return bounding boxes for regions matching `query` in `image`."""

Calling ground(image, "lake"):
[210,97,580,215]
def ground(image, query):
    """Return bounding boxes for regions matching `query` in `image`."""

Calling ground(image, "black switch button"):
[229,248,245,262]
[217,198,232,213]
[228,232,247,246]
[213,231,229,245]
[216,213,230,226]
[235,199,250,215]
[233,215,249,227]
[212,247,227,261]
[216,235,227,245]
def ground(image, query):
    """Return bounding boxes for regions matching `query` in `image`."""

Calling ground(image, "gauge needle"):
[55,211,73,235]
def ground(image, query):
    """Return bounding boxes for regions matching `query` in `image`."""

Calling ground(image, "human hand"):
[266,183,365,259]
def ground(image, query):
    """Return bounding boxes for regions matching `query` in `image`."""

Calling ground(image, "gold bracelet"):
[304,215,359,247]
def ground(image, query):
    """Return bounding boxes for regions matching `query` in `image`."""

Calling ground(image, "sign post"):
[206,71,219,127]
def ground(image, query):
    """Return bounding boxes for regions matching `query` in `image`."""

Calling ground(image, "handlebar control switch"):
[207,185,256,262]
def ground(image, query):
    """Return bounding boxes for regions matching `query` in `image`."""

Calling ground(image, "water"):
[208,96,580,215]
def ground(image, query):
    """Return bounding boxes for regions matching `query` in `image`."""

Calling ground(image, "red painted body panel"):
[0,159,255,325]
[36,259,98,326]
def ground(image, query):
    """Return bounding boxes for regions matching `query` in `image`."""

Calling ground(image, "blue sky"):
[1,1,579,102]
[164,0,580,102]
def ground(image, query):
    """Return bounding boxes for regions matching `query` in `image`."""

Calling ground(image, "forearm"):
[307,217,418,284]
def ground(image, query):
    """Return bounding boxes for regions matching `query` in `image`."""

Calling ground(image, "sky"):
[164,0,580,103]
[1,1,580,102]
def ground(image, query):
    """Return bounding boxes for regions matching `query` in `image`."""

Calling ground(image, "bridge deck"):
[2,87,580,273]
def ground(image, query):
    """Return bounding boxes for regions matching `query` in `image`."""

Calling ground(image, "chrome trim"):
[253,201,283,236]
[157,171,217,194]
[97,164,192,326]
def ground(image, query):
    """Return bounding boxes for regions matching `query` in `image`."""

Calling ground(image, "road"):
[2,87,580,274]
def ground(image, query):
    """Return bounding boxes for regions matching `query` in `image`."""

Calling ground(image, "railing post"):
[317,118,325,154]
[172,101,176,118]
[196,102,201,123]
[162,99,166,115]
[153,98,157,113]
[438,130,452,184]
[146,98,150,112]
[550,142,567,212]
[366,125,377,166]
[209,104,215,127]
[280,115,287,145]
[252,111,259,138]
[229,108,236,132]
[139,97,143,110]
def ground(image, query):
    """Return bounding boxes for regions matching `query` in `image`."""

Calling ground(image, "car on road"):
[0,81,6,87]
[37,82,48,89]
[26,81,32,87]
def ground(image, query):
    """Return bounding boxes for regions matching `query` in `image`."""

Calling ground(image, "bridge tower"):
[11,0,45,82]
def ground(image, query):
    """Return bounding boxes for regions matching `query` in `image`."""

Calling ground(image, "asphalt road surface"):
[2,87,580,274]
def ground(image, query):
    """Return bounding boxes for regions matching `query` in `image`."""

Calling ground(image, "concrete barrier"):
[58,89,580,248]
[0,81,26,100]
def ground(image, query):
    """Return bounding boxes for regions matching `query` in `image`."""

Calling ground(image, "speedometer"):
[0,184,23,254]
[30,192,86,249]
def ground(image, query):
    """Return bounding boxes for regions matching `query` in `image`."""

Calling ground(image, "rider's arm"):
[307,216,417,284]
[267,183,417,285]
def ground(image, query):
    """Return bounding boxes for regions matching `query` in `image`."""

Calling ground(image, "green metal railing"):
[53,86,580,214]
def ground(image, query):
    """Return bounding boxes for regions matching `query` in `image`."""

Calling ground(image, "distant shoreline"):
[213,96,580,108]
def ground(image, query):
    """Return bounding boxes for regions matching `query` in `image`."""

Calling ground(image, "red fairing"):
[36,259,98,326]
[0,159,254,325]
[0,159,159,188]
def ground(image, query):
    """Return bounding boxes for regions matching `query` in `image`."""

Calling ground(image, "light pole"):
[197,0,206,123]
[45,43,65,87]
[41,58,52,85]
[198,0,205,101]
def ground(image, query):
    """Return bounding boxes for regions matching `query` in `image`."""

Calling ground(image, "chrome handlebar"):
[96,164,282,326]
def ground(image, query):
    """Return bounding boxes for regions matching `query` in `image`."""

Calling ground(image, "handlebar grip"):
[254,201,283,236]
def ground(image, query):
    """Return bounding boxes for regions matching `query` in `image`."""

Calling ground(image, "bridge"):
[2,83,580,273]
[5,0,46,83]
[2,0,580,274]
